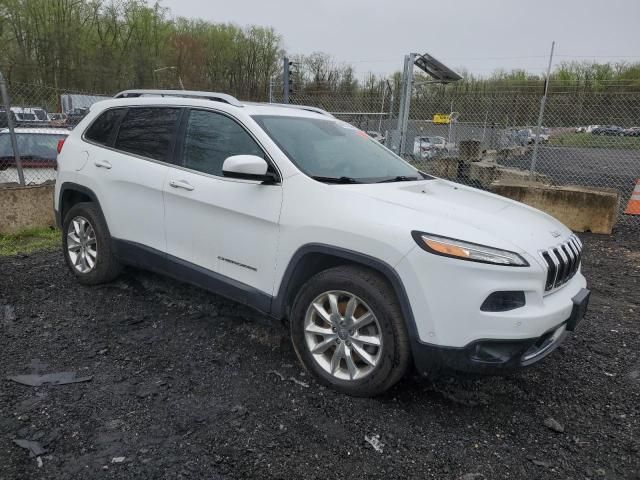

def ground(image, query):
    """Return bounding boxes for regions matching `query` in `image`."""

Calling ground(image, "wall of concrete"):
[491,182,620,234]
[0,185,55,234]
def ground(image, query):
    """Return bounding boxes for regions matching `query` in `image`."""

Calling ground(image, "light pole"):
[153,66,185,90]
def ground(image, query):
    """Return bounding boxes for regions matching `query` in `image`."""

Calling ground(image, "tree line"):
[1,0,639,108]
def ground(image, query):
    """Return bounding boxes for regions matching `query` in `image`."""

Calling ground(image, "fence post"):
[0,71,25,186]
[529,41,555,178]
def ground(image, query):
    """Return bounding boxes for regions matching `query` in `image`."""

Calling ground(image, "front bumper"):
[396,244,588,348]
[412,288,590,374]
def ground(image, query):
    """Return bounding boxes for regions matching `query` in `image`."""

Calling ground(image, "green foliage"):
[0,0,282,99]
[0,227,60,256]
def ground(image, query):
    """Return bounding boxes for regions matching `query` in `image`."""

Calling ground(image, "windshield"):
[0,133,64,160]
[252,115,421,183]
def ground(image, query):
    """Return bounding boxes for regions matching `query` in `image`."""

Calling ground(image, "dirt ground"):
[1,228,638,480]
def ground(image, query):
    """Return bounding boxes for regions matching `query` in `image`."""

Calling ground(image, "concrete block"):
[469,161,498,188]
[490,182,620,234]
[429,157,460,179]
[496,166,552,185]
[0,184,55,234]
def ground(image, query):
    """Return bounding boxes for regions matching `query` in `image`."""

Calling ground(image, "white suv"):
[54,90,589,396]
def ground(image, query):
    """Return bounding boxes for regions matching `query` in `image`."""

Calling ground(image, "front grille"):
[540,235,583,292]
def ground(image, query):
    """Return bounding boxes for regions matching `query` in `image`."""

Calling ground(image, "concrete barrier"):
[491,182,620,234]
[427,157,460,179]
[0,184,55,234]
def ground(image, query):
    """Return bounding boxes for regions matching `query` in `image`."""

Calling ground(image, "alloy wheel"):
[304,290,383,381]
[67,216,98,274]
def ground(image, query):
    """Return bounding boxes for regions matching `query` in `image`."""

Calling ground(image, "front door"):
[163,108,283,296]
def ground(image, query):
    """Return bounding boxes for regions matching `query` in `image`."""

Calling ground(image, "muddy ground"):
[1,228,638,479]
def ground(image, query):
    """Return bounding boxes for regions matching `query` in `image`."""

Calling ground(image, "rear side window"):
[114,107,180,161]
[85,108,125,146]
[181,109,264,176]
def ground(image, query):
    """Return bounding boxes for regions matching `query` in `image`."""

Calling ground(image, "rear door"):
[85,106,181,253]
[163,108,282,295]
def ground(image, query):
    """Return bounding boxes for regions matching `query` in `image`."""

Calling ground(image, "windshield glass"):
[0,133,64,160]
[252,115,421,183]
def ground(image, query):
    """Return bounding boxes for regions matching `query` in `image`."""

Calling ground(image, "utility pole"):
[283,57,290,104]
[529,41,555,178]
[396,53,416,156]
[0,71,25,186]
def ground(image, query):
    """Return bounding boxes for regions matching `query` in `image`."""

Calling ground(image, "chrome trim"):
[539,236,583,294]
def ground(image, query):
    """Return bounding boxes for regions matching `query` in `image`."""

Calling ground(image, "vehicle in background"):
[524,128,550,144]
[623,126,640,137]
[48,112,68,126]
[591,125,625,136]
[65,108,89,127]
[0,128,70,169]
[575,126,587,133]
[585,125,600,134]
[366,131,385,143]
[413,135,453,158]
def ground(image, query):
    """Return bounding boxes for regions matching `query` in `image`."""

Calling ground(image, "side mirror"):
[222,155,278,183]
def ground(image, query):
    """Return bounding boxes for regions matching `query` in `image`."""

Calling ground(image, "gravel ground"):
[1,229,638,479]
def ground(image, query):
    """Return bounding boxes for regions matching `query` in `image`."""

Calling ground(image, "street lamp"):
[153,66,185,90]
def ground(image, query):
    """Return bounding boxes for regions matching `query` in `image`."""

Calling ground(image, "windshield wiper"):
[311,175,361,184]
[376,175,420,183]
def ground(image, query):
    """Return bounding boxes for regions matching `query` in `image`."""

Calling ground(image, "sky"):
[161,0,640,81]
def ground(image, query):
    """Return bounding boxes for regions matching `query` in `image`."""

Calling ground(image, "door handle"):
[94,160,112,169]
[169,179,195,191]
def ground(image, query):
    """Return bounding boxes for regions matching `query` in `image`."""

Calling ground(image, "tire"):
[290,265,410,397]
[62,202,121,285]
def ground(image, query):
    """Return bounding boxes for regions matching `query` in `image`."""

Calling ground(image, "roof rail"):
[247,102,334,118]
[113,89,243,107]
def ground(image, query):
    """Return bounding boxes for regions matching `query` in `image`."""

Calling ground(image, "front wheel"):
[290,266,410,397]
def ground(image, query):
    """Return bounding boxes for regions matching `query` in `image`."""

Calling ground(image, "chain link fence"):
[276,89,640,231]
[0,80,108,186]
[2,79,639,232]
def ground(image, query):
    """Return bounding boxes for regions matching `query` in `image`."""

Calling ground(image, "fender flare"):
[57,182,103,228]
[270,243,421,345]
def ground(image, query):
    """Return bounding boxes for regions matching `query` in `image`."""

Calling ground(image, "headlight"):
[411,232,529,267]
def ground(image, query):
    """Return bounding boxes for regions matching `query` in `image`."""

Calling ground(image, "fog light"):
[480,291,525,312]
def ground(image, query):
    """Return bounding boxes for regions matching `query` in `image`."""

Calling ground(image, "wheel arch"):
[57,182,103,229]
[271,244,420,344]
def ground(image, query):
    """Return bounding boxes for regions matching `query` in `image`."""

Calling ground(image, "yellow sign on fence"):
[433,114,451,124]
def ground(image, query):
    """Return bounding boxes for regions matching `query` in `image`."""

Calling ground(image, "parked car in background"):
[591,125,625,136]
[523,128,550,144]
[623,127,640,137]
[413,135,453,158]
[65,108,89,127]
[585,125,600,133]
[9,107,49,126]
[366,131,385,143]
[575,126,586,133]
[0,128,70,169]
[48,113,68,126]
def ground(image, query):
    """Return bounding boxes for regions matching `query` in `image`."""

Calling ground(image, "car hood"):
[343,178,572,256]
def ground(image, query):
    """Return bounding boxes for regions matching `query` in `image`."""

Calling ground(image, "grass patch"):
[0,227,60,256]
[550,132,640,150]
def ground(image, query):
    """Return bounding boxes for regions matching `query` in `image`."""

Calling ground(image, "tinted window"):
[85,108,125,146]
[115,107,180,161]
[182,109,263,176]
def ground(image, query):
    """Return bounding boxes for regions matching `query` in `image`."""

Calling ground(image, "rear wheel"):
[290,265,410,397]
[62,202,121,285]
